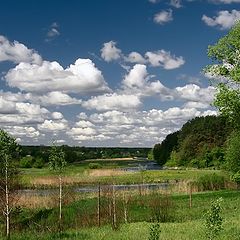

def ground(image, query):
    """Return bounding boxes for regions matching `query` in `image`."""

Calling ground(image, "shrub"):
[33,157,45,168]
[204,198,223,240]
[148,222,161,240]
[19,156,33,168]
[225,131,240,173]
[88,163,102,169]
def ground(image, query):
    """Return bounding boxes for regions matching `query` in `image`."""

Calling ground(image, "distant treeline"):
[153,115,233,168]
[20,145,151,164]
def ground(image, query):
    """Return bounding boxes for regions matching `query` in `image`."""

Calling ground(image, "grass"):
[20,159,229,188]
[1,189,239,239]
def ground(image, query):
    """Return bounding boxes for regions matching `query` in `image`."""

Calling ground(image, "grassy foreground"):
[1,190,239,240]
[5,218,240,240]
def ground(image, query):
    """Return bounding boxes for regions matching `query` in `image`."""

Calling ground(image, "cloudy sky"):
[0,0,239,147]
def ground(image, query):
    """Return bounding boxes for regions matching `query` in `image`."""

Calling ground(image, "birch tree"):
[49,143,66,231]
[0,130,20,239]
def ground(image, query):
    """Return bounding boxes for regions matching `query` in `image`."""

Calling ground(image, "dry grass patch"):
[89,169,130,177]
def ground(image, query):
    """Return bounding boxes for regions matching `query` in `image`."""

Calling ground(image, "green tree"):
[225,132,240,173]
[153,131,179,166]
[0,130,20,239]
[204,21,240,129]
[49,143,66,230]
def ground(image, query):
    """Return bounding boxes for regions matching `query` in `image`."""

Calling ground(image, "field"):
[1,190,239,240]
[0,159,238,239]
[20,159,229,188]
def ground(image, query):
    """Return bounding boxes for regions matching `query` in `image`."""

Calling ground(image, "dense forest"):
[153,115,233,168]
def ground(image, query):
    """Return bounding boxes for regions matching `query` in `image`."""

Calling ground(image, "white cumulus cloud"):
[154,9,173,25]
[82,93,141,111]
[145,50,185,69]
[101,41,122,62]
[202,10,240,30]
[5,58,110,94]
[0,35,42,64]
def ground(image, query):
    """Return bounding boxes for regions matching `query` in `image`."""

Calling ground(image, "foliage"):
[147,149,154,160]
[0,129,20,238]
[148,222,161,240]
[194,173,226,191]
[153,116,231,167]
[153,132,178,166]
[230,172,240,184]
[213,85,240,129]
[224,131,240,173]
[49,144,66,173]
[204,22,240,129]
[20,156,33,168]
[33,157,44,169]
[20,146,151,162]
[88,163,102,169]
[204,198,223,240]
[0,129,20,184]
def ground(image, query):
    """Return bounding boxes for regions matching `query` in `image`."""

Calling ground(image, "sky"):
[0,0,239,147]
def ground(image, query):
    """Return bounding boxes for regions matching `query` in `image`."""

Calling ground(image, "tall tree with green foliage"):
[204,21,240,176]
[204,21,240,130]
[153,131,178,166]
[0,130,20,239]
[49,143,66,230]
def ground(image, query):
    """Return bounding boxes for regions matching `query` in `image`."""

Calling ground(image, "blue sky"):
[0,0,239,147]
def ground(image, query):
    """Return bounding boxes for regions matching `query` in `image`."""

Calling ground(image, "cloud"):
[175,84,215,103]
[154,9,173,25]
[122,64,178,100]
[4,126,40,139]
[38,119,68,132]
[202,10,240,30]
[177,74,202,85]
[209,0,240,3]
[0,35,42,64]
[46,22,60,41]
[101,41,185,70]
[82,93,142,111]
[5,58,110,94]
[0,102,49,125]
[75,120,94,128]
[100,41,122,62]
[145,50,185,69]
[169,0,182,8]
[124,52,146,64]
[122,64,148,88]
[27,91,81,106]
[51,112,63,120]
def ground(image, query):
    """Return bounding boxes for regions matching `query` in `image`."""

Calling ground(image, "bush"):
[204,198,223,240]
[225,131,240,173]
[88,163,102,169]
[148,222,161,240]
[33,157,44,168]
[20,156,33,168]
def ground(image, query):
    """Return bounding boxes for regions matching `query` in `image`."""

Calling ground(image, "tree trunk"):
[112,184,117,229]
[59,175,62,230]
[97,183,101,227]
[5,156,10,239]
[123,187,128,223]
[189,184,192,208]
